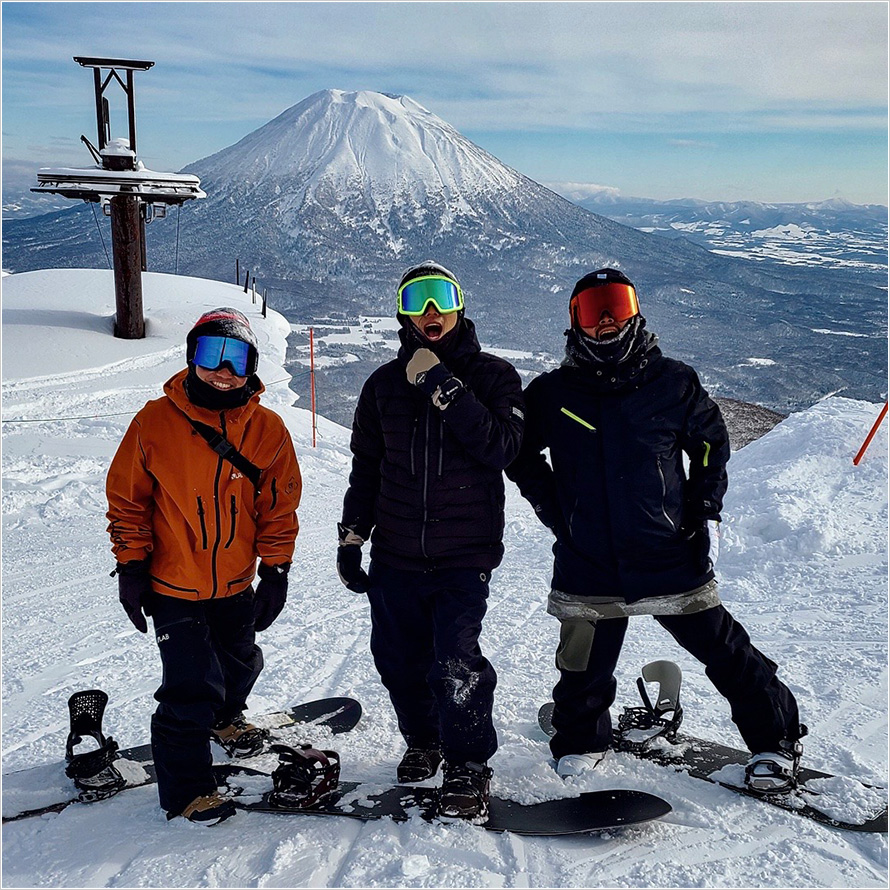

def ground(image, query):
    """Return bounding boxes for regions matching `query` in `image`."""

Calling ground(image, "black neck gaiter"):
[184,364,258,411]
[563,316,654,368]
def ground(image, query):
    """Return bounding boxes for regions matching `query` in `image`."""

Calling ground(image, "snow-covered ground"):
[2,269,887,888]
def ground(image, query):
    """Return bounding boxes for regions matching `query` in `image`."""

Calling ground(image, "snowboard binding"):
[268,743,341,809]
[64,690,127,801]
[617,660,684,753]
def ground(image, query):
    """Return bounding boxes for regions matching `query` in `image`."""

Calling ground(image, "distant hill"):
[547,186,888,285]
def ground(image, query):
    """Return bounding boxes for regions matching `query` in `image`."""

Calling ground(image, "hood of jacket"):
[562,317,663,393]
[397,316,482,372]
[164,368,266,429]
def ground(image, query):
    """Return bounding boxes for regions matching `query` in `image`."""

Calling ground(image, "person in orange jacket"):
[106,307,301,824]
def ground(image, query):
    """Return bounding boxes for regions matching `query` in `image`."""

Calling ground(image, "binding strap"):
[616,661,684,753]
[64,690,126,801]
[269,744,341,809]
[187,418,262,492]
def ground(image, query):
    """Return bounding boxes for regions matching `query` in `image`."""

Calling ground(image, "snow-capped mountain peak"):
[188,89,525,213]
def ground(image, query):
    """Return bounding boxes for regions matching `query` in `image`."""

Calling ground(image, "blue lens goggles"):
[192,335,256,376]
[397,275,464,316]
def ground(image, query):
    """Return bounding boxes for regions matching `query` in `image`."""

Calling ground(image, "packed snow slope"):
[2,269,887,888]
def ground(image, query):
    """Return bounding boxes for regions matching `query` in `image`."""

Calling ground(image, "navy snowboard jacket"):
[507,343,730,602]
[341,318,524,572]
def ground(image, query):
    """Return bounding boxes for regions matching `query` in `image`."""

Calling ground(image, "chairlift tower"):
[31,57,206,339]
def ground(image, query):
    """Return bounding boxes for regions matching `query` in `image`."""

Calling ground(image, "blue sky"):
[2,2,887,205]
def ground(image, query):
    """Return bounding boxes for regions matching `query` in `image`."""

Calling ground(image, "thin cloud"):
[668,139,718,150]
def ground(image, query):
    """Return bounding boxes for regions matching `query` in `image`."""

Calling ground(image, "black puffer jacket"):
[507,331,729,602]
[342,318,524,572]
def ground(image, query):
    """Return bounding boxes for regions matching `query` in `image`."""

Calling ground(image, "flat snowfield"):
[2,269,887,888]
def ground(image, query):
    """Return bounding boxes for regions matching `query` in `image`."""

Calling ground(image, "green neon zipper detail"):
[703,441,711,467]
[561,407,596,431]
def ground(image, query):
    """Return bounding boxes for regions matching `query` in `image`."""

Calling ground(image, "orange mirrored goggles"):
[570,283,640,327]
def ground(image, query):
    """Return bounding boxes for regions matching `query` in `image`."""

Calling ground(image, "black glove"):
[337,523,370,593]
[405,348,465,409]
[254,562,289,632]
[114,559,152,633]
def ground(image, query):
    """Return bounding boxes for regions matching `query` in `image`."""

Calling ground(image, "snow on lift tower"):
[31,57,206,339]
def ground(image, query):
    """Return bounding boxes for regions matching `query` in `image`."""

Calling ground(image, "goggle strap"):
[397,276,464,315]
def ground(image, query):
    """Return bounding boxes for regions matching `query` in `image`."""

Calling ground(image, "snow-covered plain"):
[2,269,887,888]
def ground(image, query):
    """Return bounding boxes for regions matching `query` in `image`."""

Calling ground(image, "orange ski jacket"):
[106,369,301,600]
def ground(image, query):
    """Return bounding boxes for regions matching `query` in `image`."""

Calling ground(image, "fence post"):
[243,269,250,293]
[252,276,257,304]
[262,289,267,318]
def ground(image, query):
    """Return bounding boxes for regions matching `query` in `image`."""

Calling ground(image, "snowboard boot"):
[397,747,443,783]
[745,737,804,793]
[176,791,237,825]
[212,714,269,758]
[556,751,606,778]
[437,760,493,822]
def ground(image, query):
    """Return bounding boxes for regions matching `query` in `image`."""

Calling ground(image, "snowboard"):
[538,678,888,834]
[2,697,362,824]
[220,765,672,835]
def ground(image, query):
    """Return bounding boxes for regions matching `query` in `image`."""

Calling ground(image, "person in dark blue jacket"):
[336,261,524,820]
[507,268,805,791]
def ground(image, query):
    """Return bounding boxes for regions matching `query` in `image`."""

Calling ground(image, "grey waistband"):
[547,579,721,621]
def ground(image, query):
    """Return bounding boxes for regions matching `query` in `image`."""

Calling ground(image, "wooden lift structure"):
[31,57,205,338]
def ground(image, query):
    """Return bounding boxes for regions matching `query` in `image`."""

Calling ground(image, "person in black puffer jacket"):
[507,268,806,792]
[337,261,524,820]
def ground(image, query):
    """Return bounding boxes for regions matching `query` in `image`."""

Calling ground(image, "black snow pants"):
[550,604,802,760]
[148,589,263,816]
[366,560,498,766]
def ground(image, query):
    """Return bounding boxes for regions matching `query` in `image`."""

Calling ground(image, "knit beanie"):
[186,307,259,375]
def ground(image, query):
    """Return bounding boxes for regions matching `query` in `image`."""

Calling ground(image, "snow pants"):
[366,561,498,766]
[550,604,802,759]
[148,589,262,816]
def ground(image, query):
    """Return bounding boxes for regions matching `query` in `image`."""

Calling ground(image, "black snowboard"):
[221,766,671,835]
[538,701,888,834]
[2,697,362,824]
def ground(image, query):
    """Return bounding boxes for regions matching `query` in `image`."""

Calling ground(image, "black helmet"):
[398,260,459,291]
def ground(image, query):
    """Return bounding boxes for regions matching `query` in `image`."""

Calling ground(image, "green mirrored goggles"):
[397,275,464,316]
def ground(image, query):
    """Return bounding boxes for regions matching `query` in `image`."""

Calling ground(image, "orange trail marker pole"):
[853,400,888,465]
[309,327,318,448]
